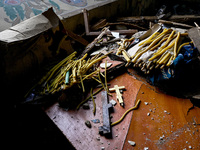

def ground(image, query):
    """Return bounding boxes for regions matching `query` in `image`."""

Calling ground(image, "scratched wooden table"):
[45,60,200,150]
[45,57,142,150]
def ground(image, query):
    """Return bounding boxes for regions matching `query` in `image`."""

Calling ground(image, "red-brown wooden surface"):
[123,83,200,150]
[45,72,143,150]
[45,60,200,150]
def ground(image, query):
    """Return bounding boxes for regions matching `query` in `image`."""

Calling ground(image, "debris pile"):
[23,7,200,105]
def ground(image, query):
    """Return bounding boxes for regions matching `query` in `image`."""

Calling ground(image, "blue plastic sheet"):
[149,43,198,84]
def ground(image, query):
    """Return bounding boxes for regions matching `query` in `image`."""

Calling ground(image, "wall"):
[0,0,125,32]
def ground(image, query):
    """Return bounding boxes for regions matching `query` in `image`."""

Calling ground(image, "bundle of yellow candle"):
[131,28,190,74]
[25,51,109,97]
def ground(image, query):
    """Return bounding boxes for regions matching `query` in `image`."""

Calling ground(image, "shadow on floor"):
[4,104,75,150]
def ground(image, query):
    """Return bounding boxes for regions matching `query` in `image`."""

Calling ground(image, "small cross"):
[109,85,125,107]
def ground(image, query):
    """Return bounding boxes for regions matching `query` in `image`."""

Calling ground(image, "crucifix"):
[109,85,126,107]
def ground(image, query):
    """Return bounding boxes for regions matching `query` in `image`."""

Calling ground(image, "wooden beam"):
[159,19,194,28]
[117,15,200,23]
[188,27,200,53]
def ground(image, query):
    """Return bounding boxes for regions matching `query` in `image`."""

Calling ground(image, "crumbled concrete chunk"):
[159,135,165,140]
[128,140,136,146]
[85,120,92,128]
[110,99,117,106]
[100,62,112,68]
[91,119,100,123]
[164,110,171,115]
[96,136,100,141]
[82,103,90,109]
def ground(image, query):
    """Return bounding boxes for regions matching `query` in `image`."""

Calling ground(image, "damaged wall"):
[0,0,126,32]
[61,0,128,32]
[0,0,199,32]
[126,0,156,16]
[127,0,200,16]
[61,0,200,32]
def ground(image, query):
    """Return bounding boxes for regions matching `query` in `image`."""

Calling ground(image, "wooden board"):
[123,83,200,150]
[45,72,143,150]
[45,62,200,149]
[188,27,200,53]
